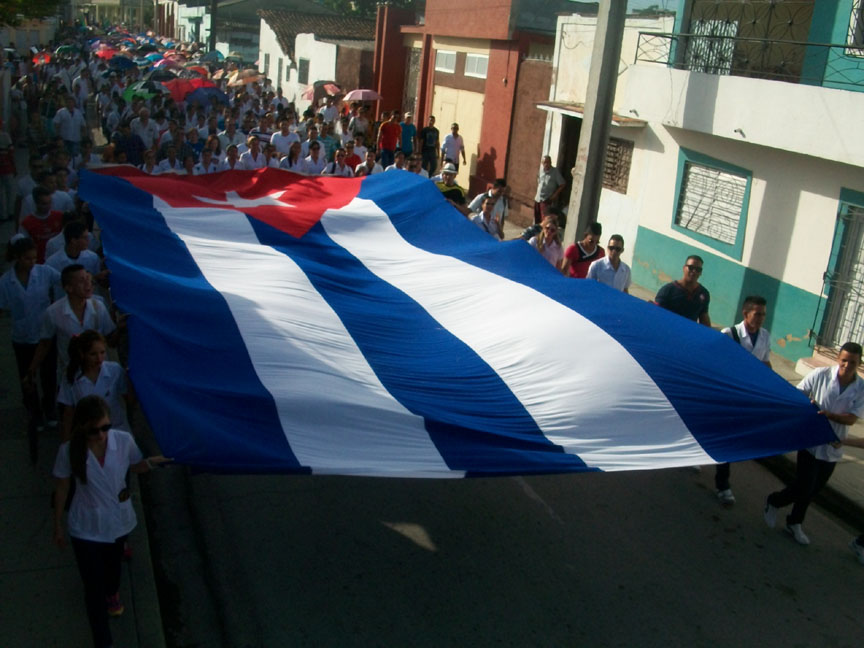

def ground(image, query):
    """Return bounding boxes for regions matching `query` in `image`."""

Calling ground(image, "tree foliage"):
[320,0,416,20]
[1,0,63,28]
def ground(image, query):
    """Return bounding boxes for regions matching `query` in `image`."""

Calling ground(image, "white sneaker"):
[786,523,810,545]
[717,489,735,505]
[850,538,864,565]
[763,499,777,528]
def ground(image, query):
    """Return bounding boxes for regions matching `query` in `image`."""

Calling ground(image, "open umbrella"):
[32,52,52,65]
[145,52,163,62]
[154,58,181,69]
[185,65,209,77]
[201,50,224,63]
[186,86,229,106]
[162,77,217,103]
[95,47,119,60]
[108,55,136,70]
[146,69,178,83]
[55,45,77,56]
[343,88,382,102]
[137,43,159,53]
[122,80,169,103]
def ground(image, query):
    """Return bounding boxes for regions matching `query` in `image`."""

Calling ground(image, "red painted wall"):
[372,5,415,114]
[424,0,513,40]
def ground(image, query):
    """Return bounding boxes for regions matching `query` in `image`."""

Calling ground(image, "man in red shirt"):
[343,140,362,170]
[561,222,604,279]
[20,187,64,263]
[377,111,402,170]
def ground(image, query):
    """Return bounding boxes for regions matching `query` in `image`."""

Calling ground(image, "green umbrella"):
[122,81,166,103]
[55,45,77,56]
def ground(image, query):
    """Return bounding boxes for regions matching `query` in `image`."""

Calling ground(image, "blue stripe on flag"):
[246,217,592,475]
[82,173,306,473]
[356,171,834,463]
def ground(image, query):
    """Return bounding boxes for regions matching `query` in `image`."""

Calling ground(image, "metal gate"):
[818,203,864,349]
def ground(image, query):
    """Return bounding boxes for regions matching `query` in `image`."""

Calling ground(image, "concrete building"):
[372,0,574,193]
[258,9,374,111]
[545,0,864,364]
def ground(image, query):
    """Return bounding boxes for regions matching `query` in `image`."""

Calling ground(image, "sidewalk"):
[503,214,864,533]
[0,215,165,647]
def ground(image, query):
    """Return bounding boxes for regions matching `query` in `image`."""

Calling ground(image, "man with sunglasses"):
[655,255,711,326]
[586,235,631,293]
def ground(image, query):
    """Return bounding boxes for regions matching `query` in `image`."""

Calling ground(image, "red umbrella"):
[185,65,209,77]
[154,58,181,69]
[162,77,217,103]
[95,47,119,60]
[32,52,52,65]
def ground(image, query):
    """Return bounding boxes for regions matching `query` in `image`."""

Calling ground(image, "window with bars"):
[671,149,751,259]
[263,53,270,77]
[602,138,633,194]
[435,50,456,73]
[298,58,309,85]
[848,0,864,56]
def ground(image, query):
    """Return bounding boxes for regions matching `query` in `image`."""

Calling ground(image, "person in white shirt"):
[52,395,168,648]
[586,235,631,293]
[765,342,864,546]
[45,222,103,280]
[71,69,93,110]
[0,235,61,457]
[352,134,367,161]
[130,108,159,149]
[219,145,243,171]
[19,171,75,220]
[318,97,338,124]
[440,122,466,171]
[304,142,327,175]
[218,121,246,152]
[323,149,354,177]
[139,149,161,175]
[471,196,502,241]
[239,136,268,170]
[58,330,131,438]
[385,150,407,172]
[270,88,290,112]
[53,95,87,155]
[157,146,183,174]
[710,296,772,505]
[26,264,116,384]
[355,150,384,177]
[193,149,220,175]
[279,141,306,174]
[271,118,301,156]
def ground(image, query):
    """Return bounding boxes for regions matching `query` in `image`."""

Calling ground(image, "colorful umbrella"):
[201,50,224,62]
[162,77,217,103]
[122,80,169,103]
[108,56,136,70]
[55,45,77,56]
[95,47,119,60]
[154,58,181,69]
[185,65,209,77]
[146,69,178,83]
[343,88,382,102]
[186,86,229,106]
[32,52,52,65]
[145,52,163,62]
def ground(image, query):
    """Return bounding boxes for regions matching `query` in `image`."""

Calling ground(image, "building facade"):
[546,0,864,363]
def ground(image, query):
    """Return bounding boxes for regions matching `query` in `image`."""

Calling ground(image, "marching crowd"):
[3,22,864,648]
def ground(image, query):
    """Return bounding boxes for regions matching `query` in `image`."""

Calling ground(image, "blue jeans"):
[380,148,395,168]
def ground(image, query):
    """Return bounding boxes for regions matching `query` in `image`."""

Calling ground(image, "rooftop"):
[259,9,376,58]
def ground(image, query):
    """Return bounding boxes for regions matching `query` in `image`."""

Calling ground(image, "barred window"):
[602,138,633,194]
[298,58,310,85]
[848,0,864,56]
[675,162,747,245]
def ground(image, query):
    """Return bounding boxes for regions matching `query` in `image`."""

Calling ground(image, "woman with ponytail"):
[0,234,61,462]
[58,330,132,442]
[52,395,169,648]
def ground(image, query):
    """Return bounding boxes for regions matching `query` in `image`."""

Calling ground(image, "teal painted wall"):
[631,226,824,361]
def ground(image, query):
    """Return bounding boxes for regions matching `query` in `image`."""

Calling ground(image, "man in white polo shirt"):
[586,235,631,293]
[714,295,772,505]
[764,341,864,545]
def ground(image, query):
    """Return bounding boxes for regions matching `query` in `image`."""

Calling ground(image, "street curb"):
[757,454,864,532]
[129,473,167,648]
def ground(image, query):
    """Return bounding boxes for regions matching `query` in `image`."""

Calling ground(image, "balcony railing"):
[635,32,864,92]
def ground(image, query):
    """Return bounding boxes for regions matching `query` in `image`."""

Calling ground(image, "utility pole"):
[208,0,218,51]
[561,0,627,249]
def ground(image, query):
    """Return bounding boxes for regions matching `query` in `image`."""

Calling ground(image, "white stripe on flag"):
[322,198,715,471]
[153,198,461,477]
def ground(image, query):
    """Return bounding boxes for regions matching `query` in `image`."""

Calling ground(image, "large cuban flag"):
[79,167,833,477]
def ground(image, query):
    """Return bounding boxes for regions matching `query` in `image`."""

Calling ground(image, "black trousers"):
[12,340,56,424]
[768,449,836,525]
[71,535,127,648]
[714,462,731,491]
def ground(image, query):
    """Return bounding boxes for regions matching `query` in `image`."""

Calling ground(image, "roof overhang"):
[535,101,646,128]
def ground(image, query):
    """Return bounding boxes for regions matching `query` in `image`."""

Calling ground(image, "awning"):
[535,101,647,128]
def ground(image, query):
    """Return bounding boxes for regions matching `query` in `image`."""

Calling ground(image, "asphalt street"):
[147,458,864,647]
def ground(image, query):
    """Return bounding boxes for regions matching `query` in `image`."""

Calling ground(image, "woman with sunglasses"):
[52,395,169,648]
[528,216,563,270]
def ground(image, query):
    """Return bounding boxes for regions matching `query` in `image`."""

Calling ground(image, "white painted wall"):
[177,5,210,46]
